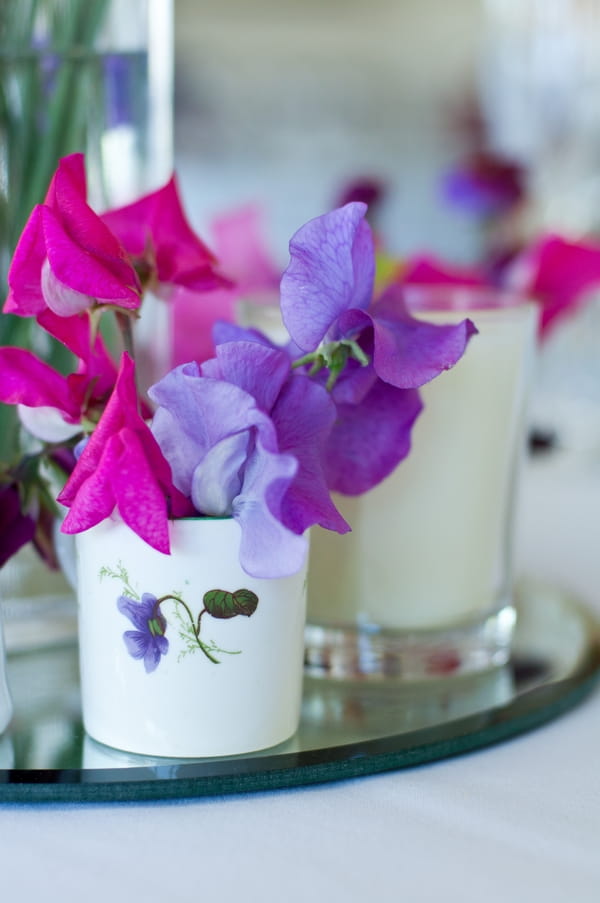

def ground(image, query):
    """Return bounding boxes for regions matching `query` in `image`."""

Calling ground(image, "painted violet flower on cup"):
[0,154,477,584]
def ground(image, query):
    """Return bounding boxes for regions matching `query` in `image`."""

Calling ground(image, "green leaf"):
[203,588,260,619]
[203,589,238,619]
[232,589,259,617]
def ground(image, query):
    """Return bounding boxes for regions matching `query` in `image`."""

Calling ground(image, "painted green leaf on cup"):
[203,588,259,619]
[232,588,259,616]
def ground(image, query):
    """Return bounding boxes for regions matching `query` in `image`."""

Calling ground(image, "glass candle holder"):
[305,289,539,680]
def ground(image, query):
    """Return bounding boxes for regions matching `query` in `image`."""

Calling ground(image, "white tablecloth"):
[1,453,599,902]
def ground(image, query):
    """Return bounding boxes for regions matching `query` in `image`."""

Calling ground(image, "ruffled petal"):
[149,362,274,496]
[508,234,600,334]
[0,347,81,418]
[41,206,140,309]
[280,202,374,351]
[112,428,170,554]
[60,433,121,532]
[210,342,291,413]
[4,204,47,315]
[339,286,477,389]
[271,374,349,535]
[191,431,250,516]
[325,380,423,495]
[102,175,229,292]
[232,437,305,578]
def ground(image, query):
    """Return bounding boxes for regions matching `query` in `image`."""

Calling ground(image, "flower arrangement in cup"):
[0,153,478,587]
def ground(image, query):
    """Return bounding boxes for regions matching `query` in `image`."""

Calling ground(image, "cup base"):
[304,603,517,681]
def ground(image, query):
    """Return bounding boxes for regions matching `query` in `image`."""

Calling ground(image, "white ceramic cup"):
[76,516,308,757]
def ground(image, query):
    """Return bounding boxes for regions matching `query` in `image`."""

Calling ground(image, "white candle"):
[307,301,538,634]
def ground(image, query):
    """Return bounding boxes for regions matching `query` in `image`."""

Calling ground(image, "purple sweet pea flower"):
[201,342,349,537]
[278,204,477,492]
[280,203,475,390]
[149,342,348,578]
[117,592,169,673]
[442,151,525,219]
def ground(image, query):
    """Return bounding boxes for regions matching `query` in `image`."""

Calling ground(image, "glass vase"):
[305,290,539,681]
[0,0,173,459]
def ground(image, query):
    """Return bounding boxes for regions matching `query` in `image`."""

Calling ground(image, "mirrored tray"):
[0,579,598,803]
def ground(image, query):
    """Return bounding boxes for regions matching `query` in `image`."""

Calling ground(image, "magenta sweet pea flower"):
[168,205,281,367]
[101,175,230,296]
[211,203,281,298]
[507,234,600,335]
[0,307,120,441]
[401,256,488,290]
[5,153,141,318]
[0,482,36,569]
[149,342,348,578]
[58,353,192,554]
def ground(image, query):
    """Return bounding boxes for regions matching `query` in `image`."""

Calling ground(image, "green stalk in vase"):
[0,0,109,459]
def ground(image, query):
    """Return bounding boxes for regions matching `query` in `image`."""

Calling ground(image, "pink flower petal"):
[41,207,140,309]
[211,204,281,293]
[4,205,47,315]
[112,428,170,554]
[509,234,600,335]
[0,347,81,418]
[102,175,229,293]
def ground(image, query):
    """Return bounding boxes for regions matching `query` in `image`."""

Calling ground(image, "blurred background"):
[173,0,600,260]
[174,0,483,263]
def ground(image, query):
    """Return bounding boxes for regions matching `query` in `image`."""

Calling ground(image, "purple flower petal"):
[122,630,150,660]
[191,432,250,515]
[149,363,274,499]
[232,436,306,578]
[0,483,36,568]
[206,342,291,413]
[212,320,274,349]
[280,202,375,351]
[350,286,478,389]
[326,379,423,495]
[270,374,349,535]
[118,593,155,630]
[118,593,168,672]
[143,634,169,673]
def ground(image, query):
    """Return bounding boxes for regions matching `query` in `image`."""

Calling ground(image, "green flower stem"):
[155,595,220,664]
[291,338,370,390]
[115,311,137,361]
[14,0,110,234]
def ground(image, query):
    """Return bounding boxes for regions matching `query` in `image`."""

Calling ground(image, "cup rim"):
[403,284,534,313]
